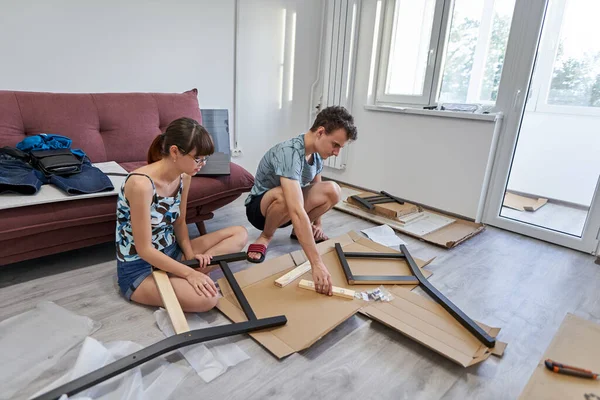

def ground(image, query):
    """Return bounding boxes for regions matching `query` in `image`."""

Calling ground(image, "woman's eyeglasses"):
[187,154,209,164]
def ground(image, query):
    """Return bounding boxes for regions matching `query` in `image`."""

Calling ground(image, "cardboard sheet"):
[503,192,548,212]
[216,232,433,358]
[216,232,505,367]
[519,314,600,399]
[360,286,506,367]
[335,187,485,249]
[0,161,127,210]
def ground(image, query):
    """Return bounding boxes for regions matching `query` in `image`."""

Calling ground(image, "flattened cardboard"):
[347,192,420,218]
[335,187,485,249]
[503,192,548,212]
[360,286,505,367]
[519,314,600,399]
[216,231,503,366]
[216,232,432,358]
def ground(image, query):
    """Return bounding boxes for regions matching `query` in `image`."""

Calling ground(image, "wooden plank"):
[152,270,190,334]
[298,279,356,300]
[274,261,312,287]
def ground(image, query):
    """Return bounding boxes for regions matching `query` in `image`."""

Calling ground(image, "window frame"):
[373,0,515,108]
[375,0,447,106]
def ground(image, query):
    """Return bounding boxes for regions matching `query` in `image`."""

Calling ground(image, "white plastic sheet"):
[154,309,250,382]
[31,337,189,400]
[361,224,407,249]
[0,301,101,400]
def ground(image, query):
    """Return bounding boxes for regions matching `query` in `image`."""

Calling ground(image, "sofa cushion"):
[0,89,202,163]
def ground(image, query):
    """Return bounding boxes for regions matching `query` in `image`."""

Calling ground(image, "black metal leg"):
[350,195,375,210]
[220,260,257,321]
[400,245,496,348]
[181,252,247,267]
[344,252,406,259]
[32,317,287,400]
[335,243,354,282]
[33,253,287,400]
[380,190,405,205]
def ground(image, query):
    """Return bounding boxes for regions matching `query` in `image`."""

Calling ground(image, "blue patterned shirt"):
[115,173,183,262]
[245,134,323,205]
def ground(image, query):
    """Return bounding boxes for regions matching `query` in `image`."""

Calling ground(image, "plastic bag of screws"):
[354,286,394,302]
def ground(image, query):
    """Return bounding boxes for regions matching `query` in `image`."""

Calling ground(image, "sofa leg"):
[196,221,207,236]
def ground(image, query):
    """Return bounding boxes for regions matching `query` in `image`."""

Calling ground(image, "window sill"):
[364,104,501,122]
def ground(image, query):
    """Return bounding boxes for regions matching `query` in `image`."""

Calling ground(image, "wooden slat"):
[274,261,312,287]
[298,279,356,300]
[152,270,190,334]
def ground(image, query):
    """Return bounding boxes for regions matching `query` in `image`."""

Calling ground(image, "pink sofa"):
[0,89,254,266]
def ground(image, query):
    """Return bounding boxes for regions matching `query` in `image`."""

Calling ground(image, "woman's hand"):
[194,253,213,269]
[185,270,218,297]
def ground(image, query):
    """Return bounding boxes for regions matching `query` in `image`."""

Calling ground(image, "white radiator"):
[313,0,361,170]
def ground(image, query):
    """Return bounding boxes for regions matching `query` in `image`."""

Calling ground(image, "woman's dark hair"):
[309,106,357,141]
[147,117,215,164]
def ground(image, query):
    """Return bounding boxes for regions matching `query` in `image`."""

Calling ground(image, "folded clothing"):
[0,154,48,195]
[0,151,113,195]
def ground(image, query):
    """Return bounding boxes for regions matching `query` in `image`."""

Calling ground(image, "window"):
[375,0,516,107]
[528,0,600,116]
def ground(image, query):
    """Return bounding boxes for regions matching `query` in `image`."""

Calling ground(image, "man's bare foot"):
[290,225,329,242]
[247,233,272,261]
[312,225,329,242]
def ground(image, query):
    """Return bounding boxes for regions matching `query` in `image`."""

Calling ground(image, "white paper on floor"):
[361,224,407,249]
[154,309,250,383]
[31,337,189,400]
[0,301,101,400]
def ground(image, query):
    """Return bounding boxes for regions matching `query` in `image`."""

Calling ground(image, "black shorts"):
[246,191,292,231]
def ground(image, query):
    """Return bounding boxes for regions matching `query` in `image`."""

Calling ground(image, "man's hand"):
[185,270,218,297]
[311,261,332,296]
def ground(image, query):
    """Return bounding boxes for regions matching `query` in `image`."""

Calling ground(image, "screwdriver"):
[545,359,599,380]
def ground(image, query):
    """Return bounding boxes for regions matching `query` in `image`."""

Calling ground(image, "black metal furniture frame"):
[34,253,287,400]
[334,243,496,348]
[350,190,405,211]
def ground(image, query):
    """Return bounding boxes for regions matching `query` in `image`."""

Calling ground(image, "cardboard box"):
[503,192,548,212]
[519,314,600,399]
[217,232,505,366]
[335,187,485,249]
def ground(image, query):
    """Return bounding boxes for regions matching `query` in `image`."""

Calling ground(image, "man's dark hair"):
[310,106,357,141]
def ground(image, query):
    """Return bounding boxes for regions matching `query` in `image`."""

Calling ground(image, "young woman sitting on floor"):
[115,117,248,312]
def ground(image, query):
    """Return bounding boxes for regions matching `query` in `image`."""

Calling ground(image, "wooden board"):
[274,260,312,287]
[503,192,548,212]
[347,192,420,218]
[298,279,356,299]
[519,314,600,399]
[152,270,190,334]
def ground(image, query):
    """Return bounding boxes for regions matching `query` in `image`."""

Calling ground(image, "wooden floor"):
[1,196,598,400]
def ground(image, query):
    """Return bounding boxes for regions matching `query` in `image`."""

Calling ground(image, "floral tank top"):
[115,173,183,262]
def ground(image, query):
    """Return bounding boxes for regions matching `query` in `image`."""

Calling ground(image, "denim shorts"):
[117,242,182,301]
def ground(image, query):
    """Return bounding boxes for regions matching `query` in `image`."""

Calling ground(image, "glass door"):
[483,0,600,253]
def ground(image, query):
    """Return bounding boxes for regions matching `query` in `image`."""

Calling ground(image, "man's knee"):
[266,189,288,214]
[323,181,341,204]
